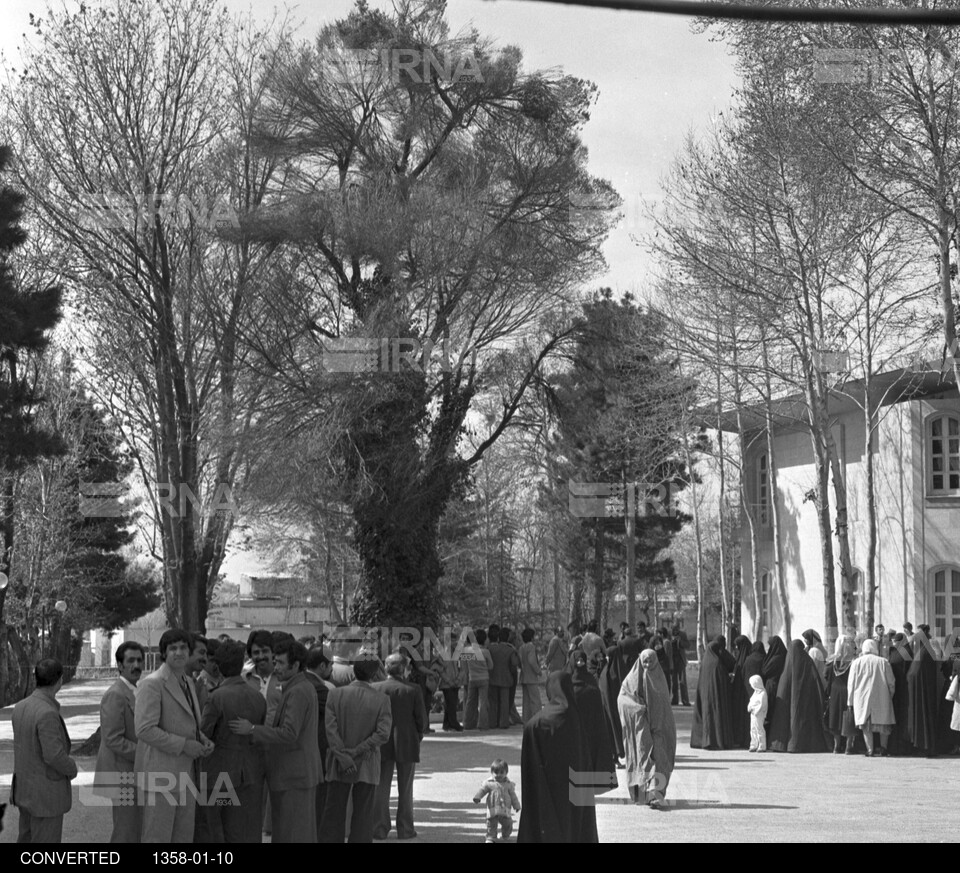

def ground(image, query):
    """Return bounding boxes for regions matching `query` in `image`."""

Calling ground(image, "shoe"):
[878,748,889,758]
[844,748,855,755]
[647,799,662,810]
[397,832,417,840]
[373,832,388,841]
[748,747,757,753]
[425,728,436,734]
[454,725,464,732]
[865,751,874,758]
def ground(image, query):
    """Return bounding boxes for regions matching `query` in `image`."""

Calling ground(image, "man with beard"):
[94,642,145,842]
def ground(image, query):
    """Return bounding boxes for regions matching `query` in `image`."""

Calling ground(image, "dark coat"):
[200,676,266,788]
[488,642,519,688]
[253,672,321,791]
[730,636,752,748]
[907,645,940,753]
[599,637,644,759]
[767,640,827,753]
[518,672,595,844]
[304,672,330,761]
[371,677,426,764]
[690,641,735,750]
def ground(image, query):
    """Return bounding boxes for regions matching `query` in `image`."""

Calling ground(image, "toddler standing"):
[747,674,768,752]
[473,759,521,843]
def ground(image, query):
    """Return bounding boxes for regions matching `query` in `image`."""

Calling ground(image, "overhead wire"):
[486,0,960,25]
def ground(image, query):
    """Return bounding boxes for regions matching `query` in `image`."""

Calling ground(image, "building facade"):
[731,368,959,645]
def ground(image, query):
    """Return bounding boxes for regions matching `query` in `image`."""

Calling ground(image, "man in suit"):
[229,638,319,843]
[372,653,425,840]
[304,646,333,837]
[671,625,690,706]
[199,640,266,843]
[135,629,214,843]
[94,642,145,842]
[12,659,78,843]
[486,625,519,729]
[319,657,392,844]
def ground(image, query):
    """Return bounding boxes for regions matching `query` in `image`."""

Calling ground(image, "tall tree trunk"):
[624,470,636,627]
[715,384,730,640]
[760,331,790,642]
[593,521,603,623]
[682,428,706,658]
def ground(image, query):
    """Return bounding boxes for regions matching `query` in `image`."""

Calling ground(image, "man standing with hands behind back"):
[135,629,214,843]
[372,653,426,840]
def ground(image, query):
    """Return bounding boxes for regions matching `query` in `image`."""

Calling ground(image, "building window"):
[760,571,771,632]
[929,414,960,495]
[758,453,770,526]
[932,567,960,639]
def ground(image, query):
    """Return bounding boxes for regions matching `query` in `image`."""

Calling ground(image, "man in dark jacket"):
[199,641,266,843]
[304,646,333,837]
[229,639,320,843]
[487,625,520,729]
[372,653,426,839]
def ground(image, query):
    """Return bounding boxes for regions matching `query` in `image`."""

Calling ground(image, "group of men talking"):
[11,629,429,844]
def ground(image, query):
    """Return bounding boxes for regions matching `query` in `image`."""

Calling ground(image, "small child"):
[473,758,521,843]
[747,674,768,752]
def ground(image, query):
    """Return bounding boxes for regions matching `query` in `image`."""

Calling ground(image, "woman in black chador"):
[907,637,940,757]
[730,635,753,748]
[761,636,788,732]
[518,671,597,843]
[768,639,828,753]
[690,636,735,750]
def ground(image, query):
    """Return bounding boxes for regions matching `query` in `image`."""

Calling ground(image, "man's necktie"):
[180,676,202,741]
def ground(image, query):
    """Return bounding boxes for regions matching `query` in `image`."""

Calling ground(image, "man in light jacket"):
[135,629,214,843]
[94,642,145,842]
[319,657,392,843]
[12,659,78,843]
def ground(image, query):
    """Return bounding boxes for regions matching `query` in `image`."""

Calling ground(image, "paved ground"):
[1,678,957,842]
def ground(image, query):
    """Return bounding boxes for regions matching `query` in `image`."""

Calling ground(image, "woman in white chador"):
[847,639,896,757]
[618,649,676,809]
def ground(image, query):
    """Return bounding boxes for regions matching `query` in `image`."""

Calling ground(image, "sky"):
[0,0,740,294]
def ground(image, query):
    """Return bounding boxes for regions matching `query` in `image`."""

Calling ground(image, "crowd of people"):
[12,615,954,844]
[689,623,960,758]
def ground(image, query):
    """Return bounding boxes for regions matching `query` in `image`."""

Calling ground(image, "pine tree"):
[0,144,63,703]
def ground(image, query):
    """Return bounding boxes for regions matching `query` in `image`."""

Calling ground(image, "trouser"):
[485,815,513,842]
[111,802,142,843]
[202,781,263,844]
[315,781,328,840]
[508,679,522,724]
[442,688,462,729]
[373,759,416,839]
[17,810,64,843]
[671,664,689,705]
[464,681,490,730]
[319,781,377,844]
[749,714,766,751]
[487,685,511,729]
[270,788,316,843]
[141,788,197,843]
[522,684,542,724]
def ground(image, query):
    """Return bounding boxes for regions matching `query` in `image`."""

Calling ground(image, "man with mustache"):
[94,641,146,842]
